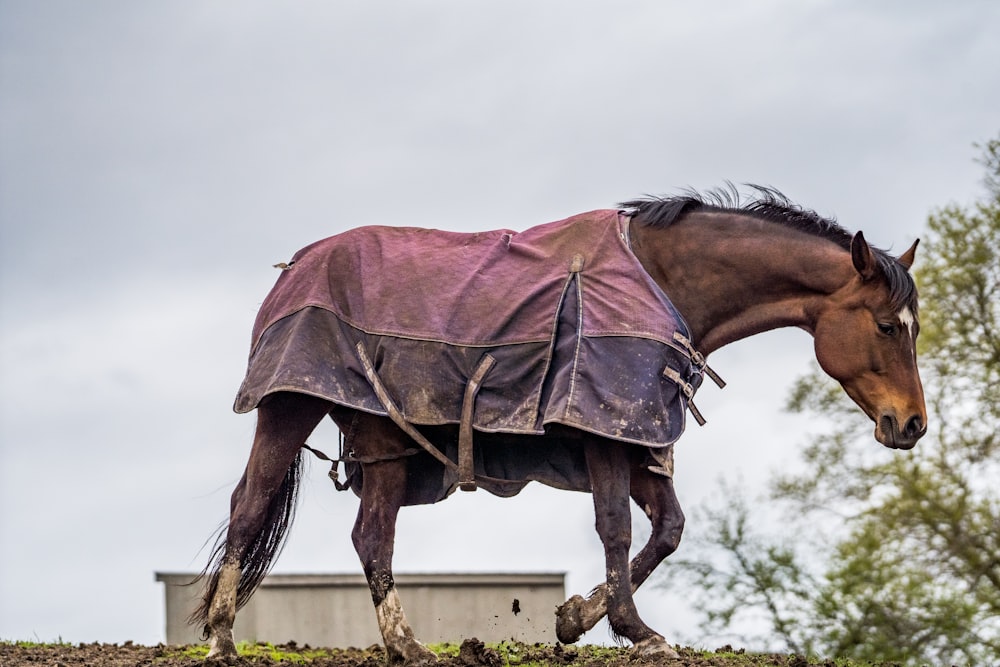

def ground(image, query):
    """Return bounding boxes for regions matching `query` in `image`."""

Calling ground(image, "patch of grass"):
[163,641,344,663]
[169,644,208,659]
[432,640,632,667]
[1,638,72,648]
[426,642,462,658]
[686,644,895,667]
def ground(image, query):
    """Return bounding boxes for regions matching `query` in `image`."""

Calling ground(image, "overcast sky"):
[1,0,998,651]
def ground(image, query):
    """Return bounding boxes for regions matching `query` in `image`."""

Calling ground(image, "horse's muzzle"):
[876,413,926,450]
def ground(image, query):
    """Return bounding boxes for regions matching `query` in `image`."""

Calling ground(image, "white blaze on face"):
[898,306,915,337]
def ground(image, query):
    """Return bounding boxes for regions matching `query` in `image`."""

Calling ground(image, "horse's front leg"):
[351,417,437,667]
[580,440,671,654]
[556,450,683,657]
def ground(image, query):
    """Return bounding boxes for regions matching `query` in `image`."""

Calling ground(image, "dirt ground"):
[0,639,893,667]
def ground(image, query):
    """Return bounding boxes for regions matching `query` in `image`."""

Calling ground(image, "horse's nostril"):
[879,415,894,436]
[903,415,925,438]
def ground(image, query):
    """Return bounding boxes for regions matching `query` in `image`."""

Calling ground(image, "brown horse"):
[193,187,926,664]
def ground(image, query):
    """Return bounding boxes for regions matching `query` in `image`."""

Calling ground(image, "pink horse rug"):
[234,210,706,495]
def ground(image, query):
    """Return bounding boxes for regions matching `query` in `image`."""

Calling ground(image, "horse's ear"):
[897,238,919,271]
[851,231,877,280]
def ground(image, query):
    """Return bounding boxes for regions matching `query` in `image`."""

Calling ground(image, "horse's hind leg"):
[199,392,332,658]
[350,415,437,666]
[557,448,682,658]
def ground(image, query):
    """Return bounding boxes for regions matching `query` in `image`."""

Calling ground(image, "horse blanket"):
[235,210,705,462]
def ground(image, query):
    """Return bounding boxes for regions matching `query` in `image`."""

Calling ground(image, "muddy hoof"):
[633,635,680,660]
[205,631,238,661]
[554,595,586,644]
[391,642,438,667]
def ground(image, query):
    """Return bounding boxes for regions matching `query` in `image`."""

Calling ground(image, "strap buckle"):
[672,331,726,388]
[662,366,707,426]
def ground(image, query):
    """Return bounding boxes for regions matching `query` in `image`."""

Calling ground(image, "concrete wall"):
[156,572,566,647]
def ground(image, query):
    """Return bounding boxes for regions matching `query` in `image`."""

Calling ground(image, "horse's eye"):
[877,322,897,336]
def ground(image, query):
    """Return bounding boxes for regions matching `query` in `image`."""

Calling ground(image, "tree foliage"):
[661,137,1000,666]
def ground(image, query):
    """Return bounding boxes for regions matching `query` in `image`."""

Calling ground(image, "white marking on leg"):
[374,589,437,665]
[206,562,241,658]
[376,588,412,640]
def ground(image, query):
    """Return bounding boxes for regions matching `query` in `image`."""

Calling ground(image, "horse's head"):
[812,232,927,449]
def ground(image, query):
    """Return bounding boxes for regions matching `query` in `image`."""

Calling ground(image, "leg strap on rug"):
[354,342,497,492]
[458,354,496,491]
[301,442,354,492]
[355,342,456,470]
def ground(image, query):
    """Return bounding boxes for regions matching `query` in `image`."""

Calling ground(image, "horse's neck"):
[631,212,854,355]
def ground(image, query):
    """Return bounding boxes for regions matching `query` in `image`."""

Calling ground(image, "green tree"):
[661,137,1000,666]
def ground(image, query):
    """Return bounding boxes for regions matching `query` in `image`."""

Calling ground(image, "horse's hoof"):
[389,642,437,667]
[205,631,238,660]
[408,645,438,666]
[555,594,586,644]
[633,635,680,660]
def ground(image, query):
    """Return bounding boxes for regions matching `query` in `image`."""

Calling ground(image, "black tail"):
[189,449,306,628]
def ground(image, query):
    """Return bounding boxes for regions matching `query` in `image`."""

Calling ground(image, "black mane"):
[620,183,853,246]
[619,184,918,315]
